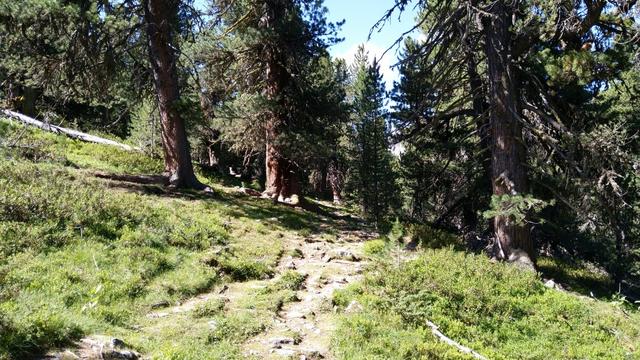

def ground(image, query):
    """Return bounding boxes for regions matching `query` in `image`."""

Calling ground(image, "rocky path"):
[242,228,372,359]
[45,216,375,360]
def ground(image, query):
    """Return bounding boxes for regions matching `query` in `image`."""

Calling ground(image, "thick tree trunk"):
[261,0,300,204]
[483,4,534,263]
[143,0,204,189]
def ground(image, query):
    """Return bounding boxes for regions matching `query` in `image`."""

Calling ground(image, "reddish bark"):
[482,3,534,263]
[143,0,204,189]
[261,0,300,204]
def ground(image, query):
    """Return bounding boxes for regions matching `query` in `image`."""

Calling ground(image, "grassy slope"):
[0,119,327,359]
[0,118,639,359]
[333,245,640,359]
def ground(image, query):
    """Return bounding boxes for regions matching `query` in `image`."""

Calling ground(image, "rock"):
[272,348,297,357]
[270,337,295,348]
[299,349,325,359]
[284,311,306,319]
[330,249,360,262]
[345,300,363,314]
[507,249,536,272]
[111,338,126,348]
[150,300,170,309]
[285,261,297,270]
[70,336,140,360]
[544,279,564,290]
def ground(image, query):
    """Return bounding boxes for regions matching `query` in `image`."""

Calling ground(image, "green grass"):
[3,117,639,360]
[0,119,322,358]
[0,118,162,175]
[332,248,640,359]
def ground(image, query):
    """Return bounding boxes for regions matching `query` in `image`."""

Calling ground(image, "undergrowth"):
[332,248,640,359]
[0,156,284,358]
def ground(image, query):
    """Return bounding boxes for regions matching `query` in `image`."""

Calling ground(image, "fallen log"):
[425,320,488,360]
[1,109,137,151]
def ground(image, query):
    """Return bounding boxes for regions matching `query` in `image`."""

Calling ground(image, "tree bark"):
[261,0,300,204]
[143,0,204,189]
[327,156,343,204]
[482,3,534,263]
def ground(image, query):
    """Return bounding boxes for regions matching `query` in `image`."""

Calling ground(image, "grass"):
[0,118,327,359]
[332,247,640,360]
[2,118,639,359]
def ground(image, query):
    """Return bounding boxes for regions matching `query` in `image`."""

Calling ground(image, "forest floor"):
[1,118,640,360]
[48,200,374,360]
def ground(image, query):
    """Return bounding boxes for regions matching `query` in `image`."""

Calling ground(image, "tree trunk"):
[482,4,534,263]
[143,0,204,189]
[327,156,343,204]
[261,0,300,204]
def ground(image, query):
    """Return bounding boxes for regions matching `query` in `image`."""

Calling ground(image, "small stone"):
[285,311,306,319]
[300,349,324,359]
[345,300,363,314]
[150,300,170,309]
[285,261,297,270]
[111,338,126,348]
[270,337,295,348]
[274,348,297,357]
[544,279,564,290]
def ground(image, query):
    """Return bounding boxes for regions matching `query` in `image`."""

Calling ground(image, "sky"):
[323,0,419,89]
[193,0,420,89]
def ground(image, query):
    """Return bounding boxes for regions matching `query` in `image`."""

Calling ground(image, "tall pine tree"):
[347,46,397,225]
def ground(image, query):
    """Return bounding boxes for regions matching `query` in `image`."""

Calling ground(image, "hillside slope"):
[1,118,639,360]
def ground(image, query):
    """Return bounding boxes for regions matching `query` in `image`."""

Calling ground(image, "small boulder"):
[345,300,363,314]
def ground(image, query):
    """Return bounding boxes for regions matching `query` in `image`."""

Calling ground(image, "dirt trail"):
[142,218,375,360]
[242,227,373,359]
[46,212,375,360]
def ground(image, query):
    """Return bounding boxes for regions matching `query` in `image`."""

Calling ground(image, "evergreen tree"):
[207,0,344,203]
[347,46,397,224]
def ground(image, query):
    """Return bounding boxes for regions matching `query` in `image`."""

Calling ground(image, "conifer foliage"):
[346,47,397,224]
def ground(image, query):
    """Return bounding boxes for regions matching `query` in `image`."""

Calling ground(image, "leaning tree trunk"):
[483,4,534,263]
[143,0,204,189]
[262,0,300,205]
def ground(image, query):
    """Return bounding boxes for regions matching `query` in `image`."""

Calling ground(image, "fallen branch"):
[1,109,137,151]
[425,320,488,360]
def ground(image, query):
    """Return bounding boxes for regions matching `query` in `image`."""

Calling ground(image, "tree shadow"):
[92,171,368,236]
[537,257,629,301]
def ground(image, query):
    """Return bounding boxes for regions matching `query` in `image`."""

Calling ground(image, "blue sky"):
[194,0,419,87]
[324,0,419,88]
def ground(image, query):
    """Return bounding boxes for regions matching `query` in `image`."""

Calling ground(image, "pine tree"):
[207,0,344,203]
[382,0,640,267]
[347,46,397,224]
